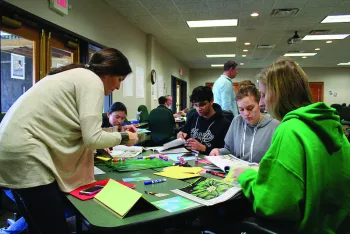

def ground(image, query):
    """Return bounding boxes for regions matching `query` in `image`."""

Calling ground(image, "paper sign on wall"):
[136,66,145,99]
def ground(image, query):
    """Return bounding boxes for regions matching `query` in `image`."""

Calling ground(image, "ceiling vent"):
[257,44,275,49]
[309,30,331,35]
[270,8,299,17]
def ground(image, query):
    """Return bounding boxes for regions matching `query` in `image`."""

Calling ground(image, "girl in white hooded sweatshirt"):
[210,84,279,163]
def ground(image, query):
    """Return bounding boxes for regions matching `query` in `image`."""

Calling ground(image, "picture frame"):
[11,53,25,80]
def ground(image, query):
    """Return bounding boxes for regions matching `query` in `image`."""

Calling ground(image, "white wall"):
[190,67,350,105]
[6,0,189,118]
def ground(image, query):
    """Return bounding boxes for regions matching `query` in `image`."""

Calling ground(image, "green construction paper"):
[105,158,172,172]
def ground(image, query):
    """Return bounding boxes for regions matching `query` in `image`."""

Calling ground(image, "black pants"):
[12,181,70,234]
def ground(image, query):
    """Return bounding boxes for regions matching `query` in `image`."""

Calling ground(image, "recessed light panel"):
[197,37,237,43]
[321,15,350,23]
[302,34,349,40]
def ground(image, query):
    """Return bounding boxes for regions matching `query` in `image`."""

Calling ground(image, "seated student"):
[102,102,137,133]
[210,84,279,163]
[232,58,350,233]
[177,86,230,155]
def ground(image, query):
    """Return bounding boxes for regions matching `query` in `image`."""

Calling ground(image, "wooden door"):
[309,82,324,102]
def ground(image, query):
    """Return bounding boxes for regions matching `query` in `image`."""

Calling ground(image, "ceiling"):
[105,0,350,68]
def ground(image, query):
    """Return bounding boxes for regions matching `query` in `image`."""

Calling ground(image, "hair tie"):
[85,64,90,68]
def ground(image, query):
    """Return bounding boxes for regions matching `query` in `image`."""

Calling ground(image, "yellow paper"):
[94,179,141,218]
[154,171,201,179]
[96,156,110,162]
[163,166,203,174]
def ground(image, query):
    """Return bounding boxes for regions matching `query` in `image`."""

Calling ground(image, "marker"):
[206,170,225,178]
[144,179,166,185]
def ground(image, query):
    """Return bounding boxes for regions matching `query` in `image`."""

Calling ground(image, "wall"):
[190,67,350,105]
[5,0,189,118]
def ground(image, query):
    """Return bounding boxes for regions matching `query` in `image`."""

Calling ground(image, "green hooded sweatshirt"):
[238,102,350,233]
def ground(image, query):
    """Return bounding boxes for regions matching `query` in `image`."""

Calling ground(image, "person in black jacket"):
[102,102,137,132]
[177,86,230,155]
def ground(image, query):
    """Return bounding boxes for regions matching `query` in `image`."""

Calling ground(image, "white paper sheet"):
[94,166,105,175]
[123,73,133,97]
[205,155,257,172]
[135,66,145,98]
[157,75,164,97]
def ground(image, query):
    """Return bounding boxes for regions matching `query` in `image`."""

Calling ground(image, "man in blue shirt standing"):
[212,60,239,116]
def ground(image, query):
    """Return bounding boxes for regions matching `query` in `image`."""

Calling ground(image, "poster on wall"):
[11,53,25,80]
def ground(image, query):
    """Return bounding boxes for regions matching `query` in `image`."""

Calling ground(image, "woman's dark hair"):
[190,86,213,103]
[48,48,132,77]
[108,102,127,115]
[235,85,261,103]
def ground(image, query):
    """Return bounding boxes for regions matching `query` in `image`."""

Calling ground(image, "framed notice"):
[11,53,25,80]
[50,0,69,15]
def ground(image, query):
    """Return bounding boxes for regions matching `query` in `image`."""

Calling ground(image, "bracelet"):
[120,132,129,144]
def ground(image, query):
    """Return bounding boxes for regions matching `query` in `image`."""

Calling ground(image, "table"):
[67,153,244,233]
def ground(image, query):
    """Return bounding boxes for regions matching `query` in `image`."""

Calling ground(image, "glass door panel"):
[51,47,73,68]
[1,31,36,112]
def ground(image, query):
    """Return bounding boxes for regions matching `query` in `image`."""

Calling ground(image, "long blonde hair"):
[259,58,313,120]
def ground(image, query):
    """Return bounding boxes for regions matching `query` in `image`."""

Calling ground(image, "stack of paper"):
[111,145,143,158]
[154,166,203,179]
[205,155,259,172]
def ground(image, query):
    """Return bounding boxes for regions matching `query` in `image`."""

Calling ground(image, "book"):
[111,145,144,158]
[205,155,259,172]
[172,177,242,206]
[94,179,157,218]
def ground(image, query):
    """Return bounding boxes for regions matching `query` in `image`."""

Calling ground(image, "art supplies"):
[154,166,203,179]
[172,177,242,206]
[144,191,169,198]
[166,153,196,162]
[205,155,259,172]
[94,179,158,218]
[69,179,135,201]
[206,170,226,178]
[122,177,151,182]
[111,145,144,158]
[105,158,172,172]
[136,128,151,134]
[144,179,166,185]
[151,196,200,213]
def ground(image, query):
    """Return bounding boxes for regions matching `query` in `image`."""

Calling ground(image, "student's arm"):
[76,75,122,149]
[238,127,304,220]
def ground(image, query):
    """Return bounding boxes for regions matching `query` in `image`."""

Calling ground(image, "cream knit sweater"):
[0,68,121,192]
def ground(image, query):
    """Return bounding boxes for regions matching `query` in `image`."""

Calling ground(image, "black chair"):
[148,108,175,145]
[186,108,196,119]
[342,107,350,121]
[137,105,149,123]
[330,104,344,120]
[236,216,296,234]
[222,110,234,122]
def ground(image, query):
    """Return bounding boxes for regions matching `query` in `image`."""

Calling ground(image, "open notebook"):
[146,139,190,154]
[111,145,144,158]
[205,155,259,172]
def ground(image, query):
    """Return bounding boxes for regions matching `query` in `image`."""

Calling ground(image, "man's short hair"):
[109,102,127,115]
[164,95,171,100]
[158,96,167,105]
[190,86,213,103]
[224,60,238,72]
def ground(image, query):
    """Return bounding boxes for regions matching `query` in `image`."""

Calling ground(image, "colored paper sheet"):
[166,153,195,161]
[152,196,200,213]
[94,180,142,218]
[154,166,203,179]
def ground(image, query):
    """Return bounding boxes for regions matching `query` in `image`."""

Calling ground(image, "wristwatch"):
[120,132,129,144]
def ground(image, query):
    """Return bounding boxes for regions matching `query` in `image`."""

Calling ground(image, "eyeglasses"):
[193,101,208,108]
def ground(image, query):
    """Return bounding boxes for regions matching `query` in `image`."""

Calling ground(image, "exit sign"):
[50,0,68,15]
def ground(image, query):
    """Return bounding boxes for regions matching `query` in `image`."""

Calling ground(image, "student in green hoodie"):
[232,58,350,233]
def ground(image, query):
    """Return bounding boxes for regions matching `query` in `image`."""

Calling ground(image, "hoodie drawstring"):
[240,116,263,162]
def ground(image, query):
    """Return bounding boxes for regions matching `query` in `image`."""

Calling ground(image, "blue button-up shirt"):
[212,75,238,116]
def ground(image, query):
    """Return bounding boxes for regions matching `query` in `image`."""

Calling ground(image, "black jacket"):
[182,103,230,155]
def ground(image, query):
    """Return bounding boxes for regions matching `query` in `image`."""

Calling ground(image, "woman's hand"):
[125,131,138,146]
[124,125,137,133]
[177,131,187,139]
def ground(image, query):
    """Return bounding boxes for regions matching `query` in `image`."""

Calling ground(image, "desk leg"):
[75,214,82,234]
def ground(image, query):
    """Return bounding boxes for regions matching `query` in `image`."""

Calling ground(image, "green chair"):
[137,105,149,123]
[148,108,175,145]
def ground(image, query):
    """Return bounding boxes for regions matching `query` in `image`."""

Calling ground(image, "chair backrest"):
[137,105,149,123]
[149,108,175,144]
[186,108,197,119]
[342,107,350,121]
[222,110,234,122]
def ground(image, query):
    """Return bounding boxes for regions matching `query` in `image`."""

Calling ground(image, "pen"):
[206,170,226,178]
[144,179,166,185]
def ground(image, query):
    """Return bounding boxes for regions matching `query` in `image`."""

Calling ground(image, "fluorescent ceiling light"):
[240,63,244,65]
[206,54,235,58]
[211,64,224,67]
[251,12,259,17]
[197,37,237,43]
[302,34,349,40]
[242,55,247,57]
[243,49,248,52]
[337,62,350,65]
[315,48,320,50]
[187,19,238,28]
[284,53,317,56]
[244,42,251,45]
[321,15,350,23]
[326,41,332,43]
[302,56,307,58]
